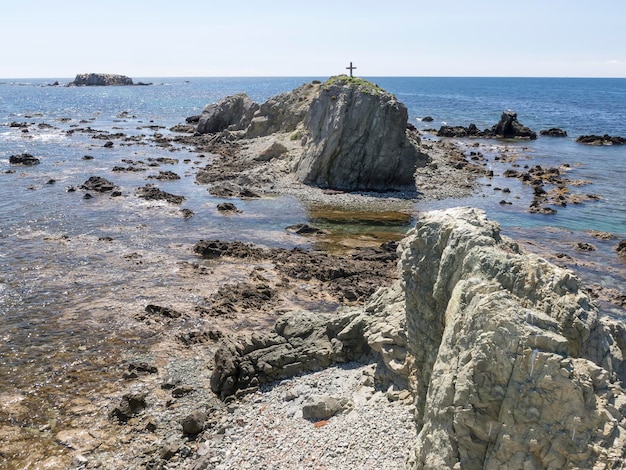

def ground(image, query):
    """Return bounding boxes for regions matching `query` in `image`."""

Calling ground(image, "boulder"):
[196,93,259,134]
[69,73,134,86]
[294,76,426,191]
[80,176,116,192]
[491,111,537,139]
[540,127,568,137]
[400,207,625,469]
[9,153,40,165]
[576,134,626,145]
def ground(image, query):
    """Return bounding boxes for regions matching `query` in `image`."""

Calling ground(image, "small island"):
[68,73,151,86]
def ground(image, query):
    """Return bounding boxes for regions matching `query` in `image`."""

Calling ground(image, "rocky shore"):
[2,76,625,469]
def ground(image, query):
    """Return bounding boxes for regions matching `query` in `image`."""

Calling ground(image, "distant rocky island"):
[68,73,151,86]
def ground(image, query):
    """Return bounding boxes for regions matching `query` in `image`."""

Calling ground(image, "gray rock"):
[294,76,427,191]
[400,207,625,469]
[196,93,259,134]
[181,410,206,436]
[301,395,350,420]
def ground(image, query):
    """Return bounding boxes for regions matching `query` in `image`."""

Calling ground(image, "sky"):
[2,0,625,78]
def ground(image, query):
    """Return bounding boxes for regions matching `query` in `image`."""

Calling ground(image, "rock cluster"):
[576,134,626,145]
[438,111,537,140]
[194,76,427,192]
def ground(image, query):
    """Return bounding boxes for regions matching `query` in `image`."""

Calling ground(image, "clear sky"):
[3,0,625,78]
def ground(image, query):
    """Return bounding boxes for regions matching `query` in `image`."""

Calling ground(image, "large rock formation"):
[196,93,259,134]
[68,73,134,86]
[293,76,423,191]
[194,76,427,192]
[401,207,625,469]
[208,207,626,469]
[437,111,537,140]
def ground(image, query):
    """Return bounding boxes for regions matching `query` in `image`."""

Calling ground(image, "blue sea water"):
[0,76,625,466]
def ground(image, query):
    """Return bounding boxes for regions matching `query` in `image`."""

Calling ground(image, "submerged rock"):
[9,153,40,165]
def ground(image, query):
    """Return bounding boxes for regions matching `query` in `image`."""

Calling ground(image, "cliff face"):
[195,76,427,192]
[400,207,626,469]
[294,77,426,191]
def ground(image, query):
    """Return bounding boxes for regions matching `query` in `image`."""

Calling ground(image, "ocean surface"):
[1,76,625,465]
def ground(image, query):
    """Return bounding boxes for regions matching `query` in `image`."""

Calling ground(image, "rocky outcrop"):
[294,76,426,191]
[437,111,537,140]
[576,134,626,145]
[194,76,427,192]
[401,207,625,469]
[540,127,568,137]
[196,93,259,134]
[69,73,134,86]
[9,153,40,165]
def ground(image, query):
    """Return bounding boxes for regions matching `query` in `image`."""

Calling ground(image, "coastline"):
[1,79,625,469]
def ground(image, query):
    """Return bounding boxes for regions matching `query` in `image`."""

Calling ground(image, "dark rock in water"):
[82,155,94,160]
[9,153,40,165]
[69,73,134,86]
[180,208,195,219]
[135,184,185,204]
[185,115,200,123]
[80,176,116,192]
[540,128,568,137]
[285,223,327,235]
[111,393,147,423]
[576,242,597,252]
[145,304,182,319]
[576,134,626,145]
[422,116,434,122]
[147,170,181,181]
[437,111,536,140]
[492,111,537,139]
[217,202,240,212]
[617,240,626,259]
[196,93,259,134]
[103,141,114,148]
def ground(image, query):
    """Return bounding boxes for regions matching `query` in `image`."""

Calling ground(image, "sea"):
[1,76,625,466]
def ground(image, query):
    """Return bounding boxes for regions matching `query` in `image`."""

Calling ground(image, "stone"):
[181,410,206,436]
[576,134,626,145]
[80,176,116,192]
[491,111,537,139]
[540,127,568,137]
[301,395,350,420]
[9,153,40,165]
[135,184,185,204]
[111,393,147,423]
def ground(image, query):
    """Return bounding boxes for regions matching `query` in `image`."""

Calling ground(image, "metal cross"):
[346,62,357,78]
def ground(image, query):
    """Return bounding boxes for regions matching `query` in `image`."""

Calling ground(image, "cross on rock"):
[346,62,357,78]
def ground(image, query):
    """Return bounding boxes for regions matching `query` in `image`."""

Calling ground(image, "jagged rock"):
[111,393,147,423]
[400,207,625,469]
[9,153,40,165]
[616,240,626,259]
[196,93,259,134]
[209,310,369,399]
[135,184,185,204]
[80,176,116,192]
[540,127,568,137]
[437,112,537,140]
[69,73,134,86]
[294,76,426,191]
[576,134,626,145]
